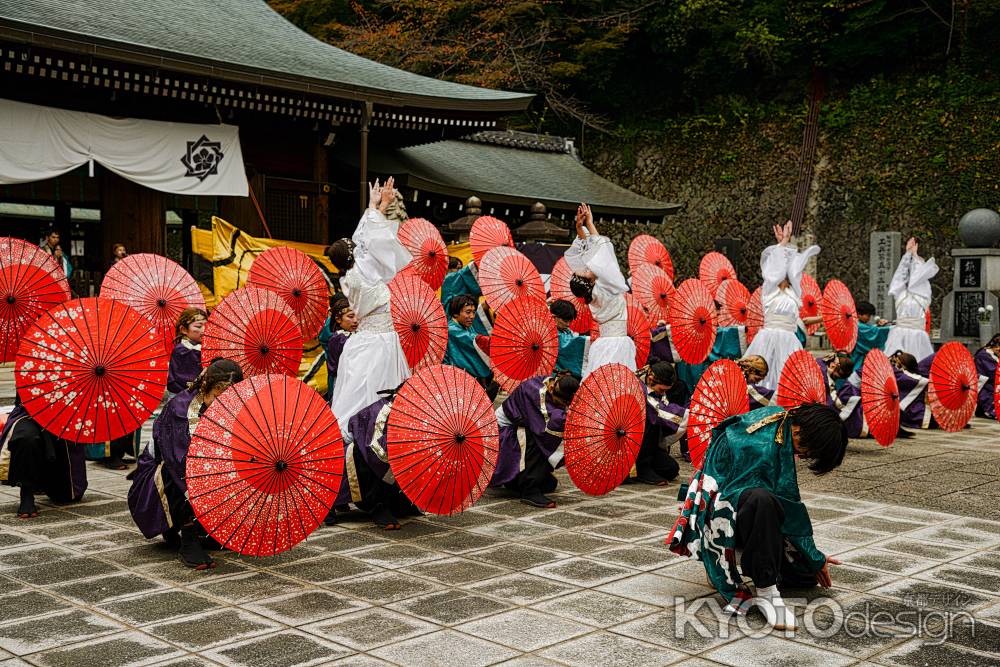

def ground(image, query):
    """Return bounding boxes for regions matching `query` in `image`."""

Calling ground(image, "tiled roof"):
[0,0,532,111]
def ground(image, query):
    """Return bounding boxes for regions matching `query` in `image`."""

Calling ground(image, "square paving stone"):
[596,573,714,607]
[526,531,620,555]
[526,511,607,529]
[64,499,130,517]
[324,657,394,666]
[942,618,1000,656]
[0,609,123,656]
[0,591,71,624]
[847,516,926,534]
[7,555,121,585]
[29,519,108,540]
[191,571,307,603]
[204,630,353,667]
[805,507,853,523]
[873,636,998,667]
[58,530,144,554]
[305,529,389,553]
[822,564,899,591]
[381,520,452,540]
[147,609,282,650]
[790,619,910,660]
[812,525,890,546]
[370,629,518,667]
[138,557,250,584]
[527,557,633,587]
[582,521,667,542]
[596,545,679,571]
[422,510,499,529]
[349,543,438,569]
[270,555,378,583]
[28,631,183,667]
[875,539,974,561]
[409,530,503,555]
[872,506,956,524]
[465,573,575,605]
[477,500,541,518]
[609,607,737,654]
[98,590,221,625]
[533,590,657,628]
[400,557,507,586]
[702,634,855,667]
[0,533,33,550]
[470,520,560,541]
[97,543,178,568]
[455,608,590,652]
[230,546,327,569]
[389,589,512,625]
[539,631,684,667]
[0,546,75,569]
[51,572,162,603]
[572,503,637,519]
[0,576,24,596]
[332,571,441,604]
[908,525,999,548]
[871,579,991,612]
[837,548,938,575]
[302,608,438,651]
[467,544,568,570]
[954,551,1000,572]
[0,509,78,527]
[917,565,1000,594]
[246,591,369,626]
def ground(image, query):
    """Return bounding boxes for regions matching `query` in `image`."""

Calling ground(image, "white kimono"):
[744,243,820,390]
[564,234,636,378]
[330,208,412,439]
[884,253,937,361]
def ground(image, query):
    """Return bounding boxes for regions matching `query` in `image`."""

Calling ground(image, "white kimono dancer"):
[884,253,937,361]
[330,207,413,439]
[565,234,636,378]
[744,243,821,390]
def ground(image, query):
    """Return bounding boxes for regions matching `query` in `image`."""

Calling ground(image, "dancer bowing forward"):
[743,220,820,390]
[326,177,413,438]
[565,203,634,378]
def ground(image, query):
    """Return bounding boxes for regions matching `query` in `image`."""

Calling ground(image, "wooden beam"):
[100,171,164,258]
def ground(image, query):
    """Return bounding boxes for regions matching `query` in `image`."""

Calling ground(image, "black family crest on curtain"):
[181,135,225,181]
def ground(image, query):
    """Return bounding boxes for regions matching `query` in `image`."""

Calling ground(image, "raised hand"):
[905,237,917,255]
[368,179,382,210]
[773,224,784,244]
[378,176,396,212]
[782,219,793,244]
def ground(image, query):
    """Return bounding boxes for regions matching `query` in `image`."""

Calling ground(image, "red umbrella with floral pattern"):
[716,279,750,328]
[187,374,344,557]
[699,252,736,299]
[669,279,717,364]
[15,297,167,443]
[631,264,674,324]
[927,341,977,432]
[550,257,593,335]
[628,235,674,280]
[821,280,858,352]
[478,246,545,310]
[202,287,303,376]
[862,349,899,447]
[470,216,514,265]
[388,273,448,369]
[799,274,823,336]
[398,218,449,290]
[688,359,749,469]
[0,237,71,363]
[247,246,328,342]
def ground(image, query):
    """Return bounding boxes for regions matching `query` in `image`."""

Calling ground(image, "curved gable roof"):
[0,0,532,112]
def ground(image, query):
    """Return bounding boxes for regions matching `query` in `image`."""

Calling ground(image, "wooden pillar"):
[101,171,164,259]
[313,144,330,245]
[359,101,373,216]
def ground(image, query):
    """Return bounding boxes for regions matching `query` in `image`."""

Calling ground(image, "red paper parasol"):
[478,246,545,310]
[0,237,71,363]
[776,349,827,408]
[186,374,343,557]
[388,273,448,370]
[628,234,674,280]
[490,297,558,391]
[101,253,205,355]
[15,297,167,443]
[470,216,514,265]
[699,252,737,299]
[688,359,750,469]
[799,274,823,336]
[821,280,858,352]
[716,279,751,328]
[631,264,674,324]
[549,257,593,334]
[247,246,328,341]
[563,363,646,495]
[745,287,764,344]
[387,364,499,514]
[861,349,899,446]
[398,218,449,290]
[202,287,303,376]
[928,341,977,432]
[669,279,717,364]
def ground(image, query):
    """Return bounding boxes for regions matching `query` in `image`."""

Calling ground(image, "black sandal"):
[520,493,556,509]
[178,526,216,570]
[371,505,401,530]
[100,457,129,471]
[17,486,38,519]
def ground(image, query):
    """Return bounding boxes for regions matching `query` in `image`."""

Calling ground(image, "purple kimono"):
[166,339,202,394]
[127,389,200,538]
[894,367,935,429]
[338,395,394,507]
[974,348,997,418]
[819,360,868,438]
[634,390,686,481]
[2,403,87,502]
[325,331,351,396]
[747,383,774,410]
[492,376,567,486]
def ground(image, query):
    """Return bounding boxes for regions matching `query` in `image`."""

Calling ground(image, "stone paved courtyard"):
[1,411,999,667]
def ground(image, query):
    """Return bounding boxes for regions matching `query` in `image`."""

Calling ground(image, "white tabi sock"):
[754,585,795,631]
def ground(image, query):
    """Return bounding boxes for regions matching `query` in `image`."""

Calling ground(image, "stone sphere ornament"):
[958,208,1000,248]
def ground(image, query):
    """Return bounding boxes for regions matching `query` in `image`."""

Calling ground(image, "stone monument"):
[940,208,1000,344]
[869,231,901,321]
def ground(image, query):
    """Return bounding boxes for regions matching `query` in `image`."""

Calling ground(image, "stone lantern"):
[941,208,1000,343]
[444,196,482,242]
[513,202,570,243]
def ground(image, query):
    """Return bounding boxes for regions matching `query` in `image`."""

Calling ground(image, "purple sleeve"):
[167,344,202,394]
[326,333,349,383]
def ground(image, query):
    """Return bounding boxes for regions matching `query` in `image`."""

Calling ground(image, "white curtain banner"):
[0,97,248,196]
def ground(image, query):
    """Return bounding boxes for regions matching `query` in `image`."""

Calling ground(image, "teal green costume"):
[851,321,889,373]
[674,326,745,394]
[667,405,826,604]
[555,329,587,378]
[441,264,488,335]
[444,319,490,378]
